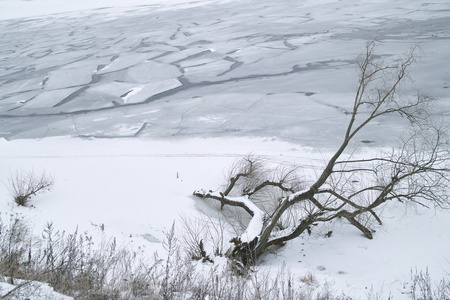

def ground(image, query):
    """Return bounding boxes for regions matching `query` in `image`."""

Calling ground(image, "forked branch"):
[193,41,449,266]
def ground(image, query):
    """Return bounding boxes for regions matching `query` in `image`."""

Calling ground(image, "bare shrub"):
[7,170,54,206]
[180,213,233,263]
[300,272,319,287]
[180,216,210,262]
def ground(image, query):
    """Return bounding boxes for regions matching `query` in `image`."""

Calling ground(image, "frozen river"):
[1,0,449,147]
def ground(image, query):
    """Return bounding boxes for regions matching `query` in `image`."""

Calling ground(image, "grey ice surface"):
[1,0,449,148]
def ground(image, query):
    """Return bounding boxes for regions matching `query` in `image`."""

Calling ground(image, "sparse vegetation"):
[1,216,449,299]
[7,170,54,206]
[409,269,450,300]
[0,216,342,299]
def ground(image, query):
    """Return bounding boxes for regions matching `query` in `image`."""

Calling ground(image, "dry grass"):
[1,216,448,299]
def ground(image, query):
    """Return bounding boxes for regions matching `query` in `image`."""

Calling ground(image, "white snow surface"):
[0,278,72,300]
[0,0,450,298]
[1,137,449,298]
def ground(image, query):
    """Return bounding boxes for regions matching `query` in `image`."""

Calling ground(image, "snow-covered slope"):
[1,137,449,298]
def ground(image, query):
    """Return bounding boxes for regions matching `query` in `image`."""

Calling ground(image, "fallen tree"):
[193,41,450,267]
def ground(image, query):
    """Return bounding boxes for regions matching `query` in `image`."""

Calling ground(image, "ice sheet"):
[0,0,449,149]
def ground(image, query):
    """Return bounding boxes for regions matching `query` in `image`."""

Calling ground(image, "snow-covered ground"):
[0,278,71,300]
[1,137,449,298]
[1,0,449,298]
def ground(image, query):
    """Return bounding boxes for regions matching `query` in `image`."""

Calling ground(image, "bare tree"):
[193,41,450,267]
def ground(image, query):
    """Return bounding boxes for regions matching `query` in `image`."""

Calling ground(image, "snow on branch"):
[193,41,449,265]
